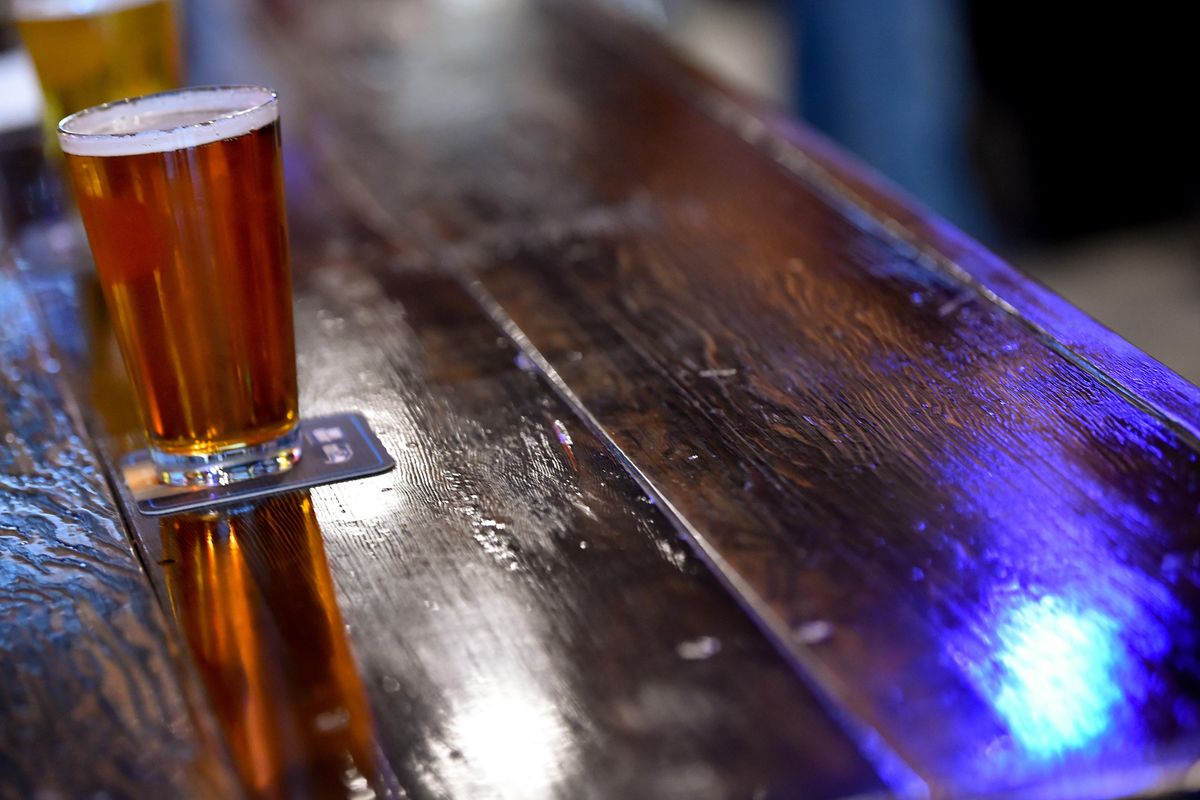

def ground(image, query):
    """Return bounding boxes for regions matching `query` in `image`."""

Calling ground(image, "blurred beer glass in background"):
[58,86,300,486]
[13,0,180,141]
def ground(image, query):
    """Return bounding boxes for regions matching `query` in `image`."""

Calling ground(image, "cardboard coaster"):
[123,412,395,516]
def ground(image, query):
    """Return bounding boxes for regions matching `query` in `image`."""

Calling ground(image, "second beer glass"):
[59,86,300,486]
[14,0,181,139]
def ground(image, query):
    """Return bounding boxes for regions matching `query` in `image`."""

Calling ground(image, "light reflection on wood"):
[159,491,388,799]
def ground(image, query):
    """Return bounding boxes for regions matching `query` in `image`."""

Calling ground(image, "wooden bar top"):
[3,0,1200,797]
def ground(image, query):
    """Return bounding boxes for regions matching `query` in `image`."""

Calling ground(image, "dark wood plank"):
[61,188,893,798]
[0,257,241,799]
[17,0,1200,794]
[473,39,1200,800]
[184,0,1200,796]
[574,16,1200,445]
[3,8,893,795]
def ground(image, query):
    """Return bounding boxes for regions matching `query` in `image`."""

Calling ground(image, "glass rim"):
[57,85,279,157]
[11,0,161,21]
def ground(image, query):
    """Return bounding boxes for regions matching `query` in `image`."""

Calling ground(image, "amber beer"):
[59,87,299,485]
[160,494,386,794]
[14,0,180,136]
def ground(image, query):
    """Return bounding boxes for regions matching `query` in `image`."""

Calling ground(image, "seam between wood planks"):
[290,88,927,800]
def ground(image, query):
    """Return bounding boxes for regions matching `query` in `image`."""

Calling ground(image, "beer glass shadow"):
[159,491,390,798]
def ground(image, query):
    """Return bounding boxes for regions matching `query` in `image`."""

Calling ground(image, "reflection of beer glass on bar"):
[58,86,300,486]
[13,0,181,139]
[160,493,385,795]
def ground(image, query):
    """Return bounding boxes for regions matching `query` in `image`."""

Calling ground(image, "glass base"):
[152,426,302,487]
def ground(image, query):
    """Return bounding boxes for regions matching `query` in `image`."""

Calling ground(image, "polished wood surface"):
[202,0,1199,793]
[93,192,890,797]
[4,0,1200,796]
[158,492,392,798]
[5,14,889,795]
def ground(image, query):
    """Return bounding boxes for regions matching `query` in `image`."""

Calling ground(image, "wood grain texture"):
[11,0,1200,795]
[572,14,1200,446]
[0,258,240,799]
[66,194,893,798]
[2,11,891,795]
[175,0,1200,796]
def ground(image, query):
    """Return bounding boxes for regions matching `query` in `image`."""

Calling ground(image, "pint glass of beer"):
[14,0,181,138]
[59,86,300,486]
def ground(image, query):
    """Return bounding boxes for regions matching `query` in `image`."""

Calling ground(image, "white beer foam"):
[12,0,161,21]
[58,86,278,157]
